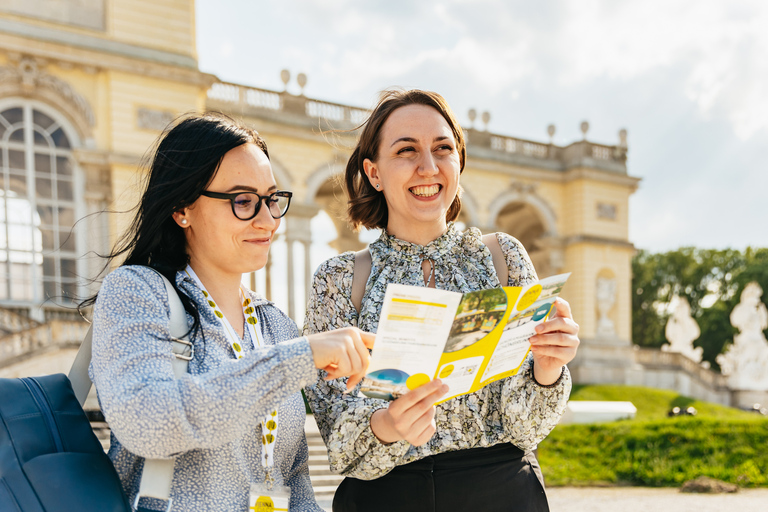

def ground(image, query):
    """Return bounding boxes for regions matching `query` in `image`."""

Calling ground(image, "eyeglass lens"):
[233,193,290,220]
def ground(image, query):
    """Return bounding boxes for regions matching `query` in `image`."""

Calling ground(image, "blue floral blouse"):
[303,224,571,480]
[90,266,323,511]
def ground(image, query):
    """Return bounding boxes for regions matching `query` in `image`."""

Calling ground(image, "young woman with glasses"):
[85,113,374,511]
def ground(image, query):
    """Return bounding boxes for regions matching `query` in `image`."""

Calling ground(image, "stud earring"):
[375,183,380,189]
[181,218,188,225]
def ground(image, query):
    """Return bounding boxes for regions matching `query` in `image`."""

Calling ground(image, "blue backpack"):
[0,373,131,511]
[0,269,189,511]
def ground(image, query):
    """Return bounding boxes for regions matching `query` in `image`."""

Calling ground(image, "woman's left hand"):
[528,297,580,385]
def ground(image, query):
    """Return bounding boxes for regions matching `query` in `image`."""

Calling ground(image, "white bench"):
[560,401,637,424]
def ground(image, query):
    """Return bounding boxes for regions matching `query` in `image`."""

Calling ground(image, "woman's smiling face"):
[364,104,461,244]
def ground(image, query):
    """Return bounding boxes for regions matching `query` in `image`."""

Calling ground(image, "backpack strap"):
[69,326,94,406]
[69,268,191,511]
[69,269,190,404]
[482,233,509,287]
[351,249,372,314]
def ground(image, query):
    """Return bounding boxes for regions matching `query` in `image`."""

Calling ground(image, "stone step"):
[305,415,342,500]
[309,467,339,476]
[311,486,338,498]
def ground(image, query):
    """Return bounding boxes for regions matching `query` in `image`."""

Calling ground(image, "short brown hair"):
[345,89,466,231]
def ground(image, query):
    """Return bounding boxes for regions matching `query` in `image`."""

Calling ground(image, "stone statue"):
[717,282,768,390]
[595,277,616,337]
[662,296,703,363]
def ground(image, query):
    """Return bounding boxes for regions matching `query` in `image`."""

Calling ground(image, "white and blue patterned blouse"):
[90,266,323,511]
[303,224,571,481]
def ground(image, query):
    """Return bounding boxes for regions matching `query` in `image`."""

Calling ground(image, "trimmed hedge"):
[539,417,768,487]
[538,385,768,487]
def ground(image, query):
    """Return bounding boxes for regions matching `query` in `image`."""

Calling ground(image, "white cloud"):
[550,0,768,140]
[218,40,233,59]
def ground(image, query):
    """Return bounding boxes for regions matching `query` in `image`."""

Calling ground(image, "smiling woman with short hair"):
[304,90,581,512]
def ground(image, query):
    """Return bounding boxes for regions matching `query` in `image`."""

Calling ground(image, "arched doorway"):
[490,196,561,278]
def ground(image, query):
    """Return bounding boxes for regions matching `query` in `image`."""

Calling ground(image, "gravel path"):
[317,486,768,511]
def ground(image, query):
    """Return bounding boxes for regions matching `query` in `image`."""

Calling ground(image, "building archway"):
[489,193,562,278]
[456,188,480,231]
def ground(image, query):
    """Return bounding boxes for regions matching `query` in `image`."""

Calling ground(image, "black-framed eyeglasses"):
[200,190,292,220]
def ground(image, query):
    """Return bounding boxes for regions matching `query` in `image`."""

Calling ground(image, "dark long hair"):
[345,89,466,231]
[80,112,268,336]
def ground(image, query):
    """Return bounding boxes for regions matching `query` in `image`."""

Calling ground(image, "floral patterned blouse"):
[303,224,571,481]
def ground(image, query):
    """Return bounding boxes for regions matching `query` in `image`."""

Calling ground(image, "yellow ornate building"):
[0,1,639,384]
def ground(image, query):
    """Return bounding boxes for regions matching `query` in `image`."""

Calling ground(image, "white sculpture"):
[595,277,616,337]
[662,296,703,363]
[717,282,768,390]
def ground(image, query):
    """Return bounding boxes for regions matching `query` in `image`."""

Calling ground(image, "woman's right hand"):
[369,379,449,446]
[306,327,375,391]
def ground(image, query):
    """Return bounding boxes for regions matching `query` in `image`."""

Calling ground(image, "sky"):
[196,0,768,254]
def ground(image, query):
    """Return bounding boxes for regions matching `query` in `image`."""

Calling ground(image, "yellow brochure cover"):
[360,273,570,404]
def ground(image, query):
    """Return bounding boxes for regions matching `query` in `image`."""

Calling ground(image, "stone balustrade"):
[0,319,88,368]
[207,81,369,128]
[206,81,628,171]
[0,306,40,335]
[633,347,730,390]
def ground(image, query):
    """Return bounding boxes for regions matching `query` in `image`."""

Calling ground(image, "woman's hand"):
[307,327,375,390]
[529,297,580,385]
[370,379,449,446]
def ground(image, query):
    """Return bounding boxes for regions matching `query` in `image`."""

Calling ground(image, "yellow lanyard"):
[185,266,279,470]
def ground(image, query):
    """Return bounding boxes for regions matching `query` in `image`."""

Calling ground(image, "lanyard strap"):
[185,265,279,471]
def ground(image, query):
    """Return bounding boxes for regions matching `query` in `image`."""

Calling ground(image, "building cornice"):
[466,155,641,190]
[0,25,214,86]
[564,167,641,190]
[0,18,197,68]
[564,234,636,251]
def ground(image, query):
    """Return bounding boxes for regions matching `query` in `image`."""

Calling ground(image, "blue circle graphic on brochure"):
[361,369,411,400]
[368,368,410,384]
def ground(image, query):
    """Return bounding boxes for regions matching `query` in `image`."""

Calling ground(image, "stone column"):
[535,235,566,276]
[328,217,366,254]
[284,203,319,321]
[74,150,112,298]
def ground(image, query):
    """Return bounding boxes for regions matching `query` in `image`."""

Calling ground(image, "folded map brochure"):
[360,273,571,404]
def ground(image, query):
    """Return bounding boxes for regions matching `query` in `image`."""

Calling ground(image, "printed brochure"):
[360,273,571,403]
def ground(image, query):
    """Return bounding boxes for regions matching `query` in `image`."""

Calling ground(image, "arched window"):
[0,101,82,313]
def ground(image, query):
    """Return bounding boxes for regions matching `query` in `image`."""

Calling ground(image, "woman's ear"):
[172,210,189,228]
[363,158,380,189]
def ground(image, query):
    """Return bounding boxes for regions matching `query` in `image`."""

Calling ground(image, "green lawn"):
[538,385,768,487]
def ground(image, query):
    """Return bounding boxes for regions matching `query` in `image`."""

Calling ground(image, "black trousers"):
[332,443,549,512]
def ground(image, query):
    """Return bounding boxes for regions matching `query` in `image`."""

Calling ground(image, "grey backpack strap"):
[68,268,190,511]
[351,249,372,314]
[69,325,94,406]
[482,233,509,287]
[136,270,191,510]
